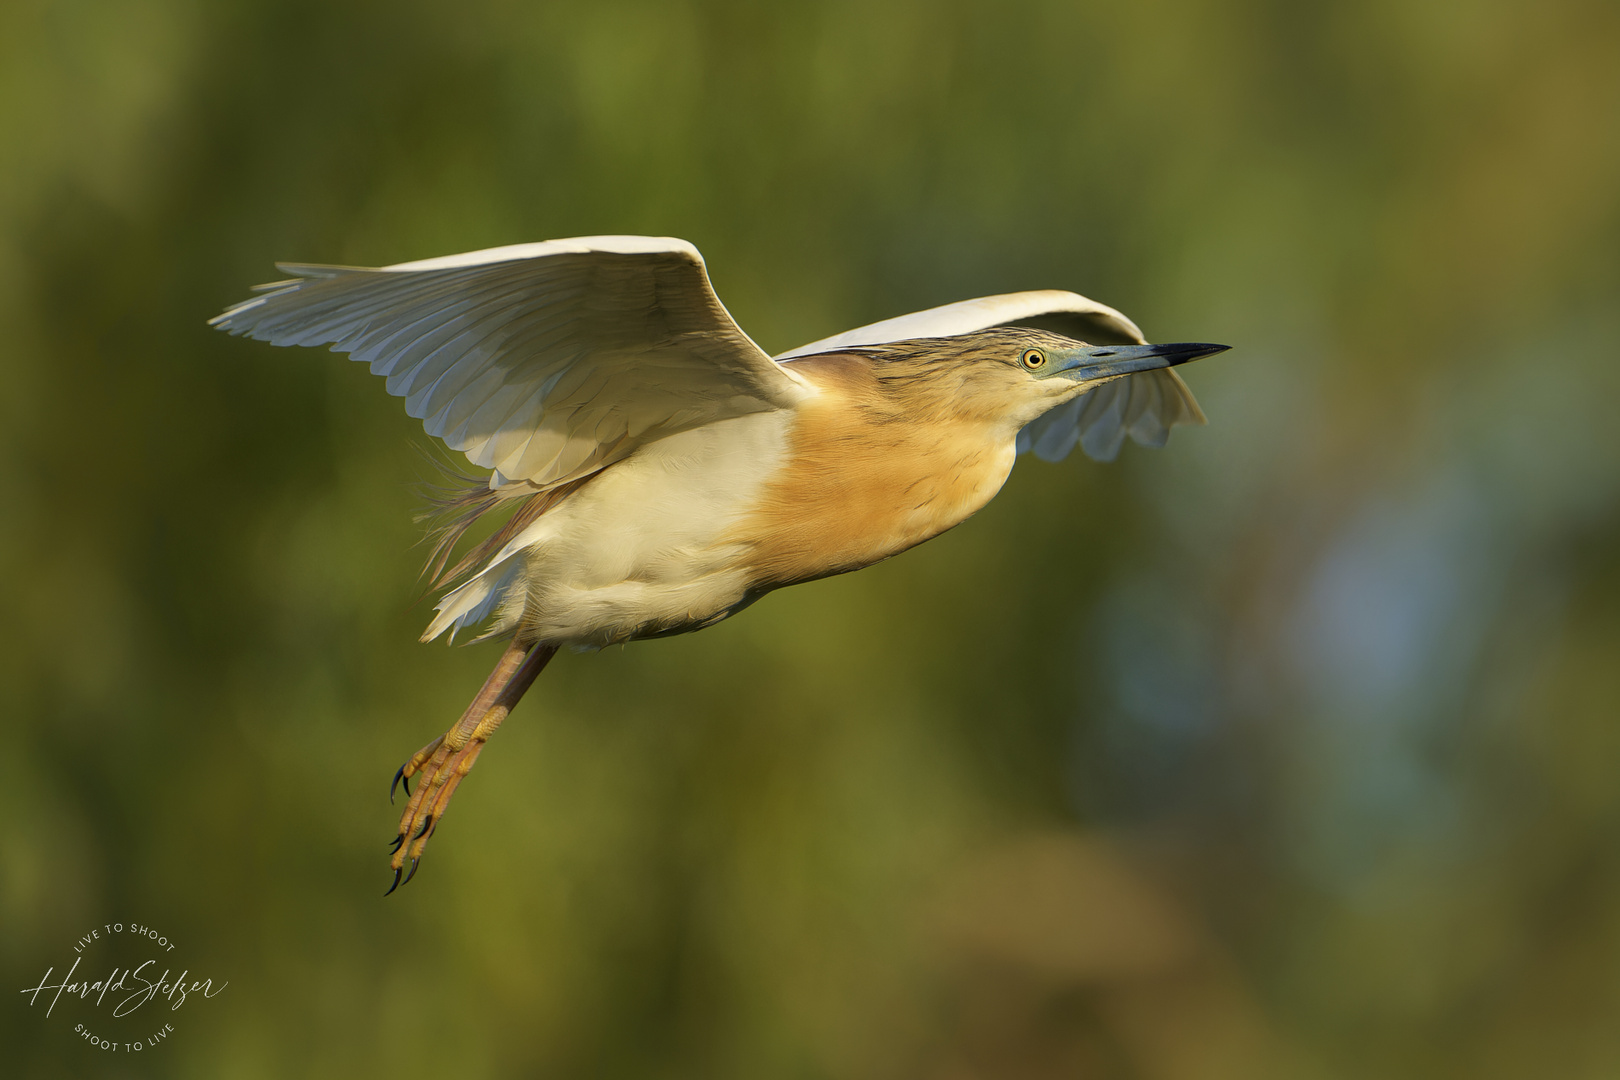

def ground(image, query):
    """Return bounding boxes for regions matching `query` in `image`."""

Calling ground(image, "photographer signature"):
[20,956,227,1019]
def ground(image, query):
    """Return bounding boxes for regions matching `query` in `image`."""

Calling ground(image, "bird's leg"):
[387,639,557,892]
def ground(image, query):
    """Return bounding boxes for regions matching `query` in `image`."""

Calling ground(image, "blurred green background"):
[5,0,1620,1077]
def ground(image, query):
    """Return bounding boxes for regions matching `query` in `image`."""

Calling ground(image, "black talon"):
[384,866,403,896]
[402,858,420,886]
[390,765,406,804]
[388,834,405,853]
[412,814,434,841]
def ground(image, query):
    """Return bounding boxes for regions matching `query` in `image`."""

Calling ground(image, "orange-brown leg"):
[386,640,557,893]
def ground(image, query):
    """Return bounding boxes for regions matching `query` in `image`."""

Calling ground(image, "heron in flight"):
[210,236,1228,892]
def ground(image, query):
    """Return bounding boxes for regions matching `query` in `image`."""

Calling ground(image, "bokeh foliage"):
[4,1,1620,1077]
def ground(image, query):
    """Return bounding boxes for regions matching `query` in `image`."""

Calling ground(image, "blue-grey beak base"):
[1050,341,1230,382]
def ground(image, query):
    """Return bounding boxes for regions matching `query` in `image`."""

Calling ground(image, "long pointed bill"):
[1053,341,1230,382]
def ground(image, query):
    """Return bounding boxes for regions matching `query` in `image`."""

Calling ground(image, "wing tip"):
[1165,369,1208,426]
[207,296,268,330]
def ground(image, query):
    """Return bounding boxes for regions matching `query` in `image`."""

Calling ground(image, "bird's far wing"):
[776,290,1203,463]
[211,236,810,488]
[773,289,1147,358]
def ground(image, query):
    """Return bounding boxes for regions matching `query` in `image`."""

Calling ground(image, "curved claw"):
[390,765,405,804]
[402,858,421,886]
[412,814,435,841]
[384,866,403,897]
[388,834,405,853]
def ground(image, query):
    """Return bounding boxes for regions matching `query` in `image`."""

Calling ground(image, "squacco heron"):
[211,236,1228,892]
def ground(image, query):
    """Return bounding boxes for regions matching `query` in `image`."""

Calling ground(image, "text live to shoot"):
[18,921,227,1054]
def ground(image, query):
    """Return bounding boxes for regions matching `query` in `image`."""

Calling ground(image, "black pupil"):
[1027,352,1042,365]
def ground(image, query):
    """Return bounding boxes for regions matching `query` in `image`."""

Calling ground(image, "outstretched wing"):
[211,236,811,488]
[776,290,1204,463]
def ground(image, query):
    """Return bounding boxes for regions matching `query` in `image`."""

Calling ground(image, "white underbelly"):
[424,410,794,647]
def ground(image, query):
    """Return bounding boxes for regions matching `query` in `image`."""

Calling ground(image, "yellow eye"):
[1022,348,1047,370]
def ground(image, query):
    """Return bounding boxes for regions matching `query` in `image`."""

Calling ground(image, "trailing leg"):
[387,640,557,893]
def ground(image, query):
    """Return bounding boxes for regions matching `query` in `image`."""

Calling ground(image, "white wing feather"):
[211,236,811,488]
[777,289,1203,462]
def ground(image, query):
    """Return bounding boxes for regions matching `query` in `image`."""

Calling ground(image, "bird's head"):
[861,327,1229,432]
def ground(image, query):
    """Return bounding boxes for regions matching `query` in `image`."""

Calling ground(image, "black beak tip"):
[1173,342,1231,363]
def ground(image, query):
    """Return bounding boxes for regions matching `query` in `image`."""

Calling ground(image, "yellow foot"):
[384,641,557,894]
